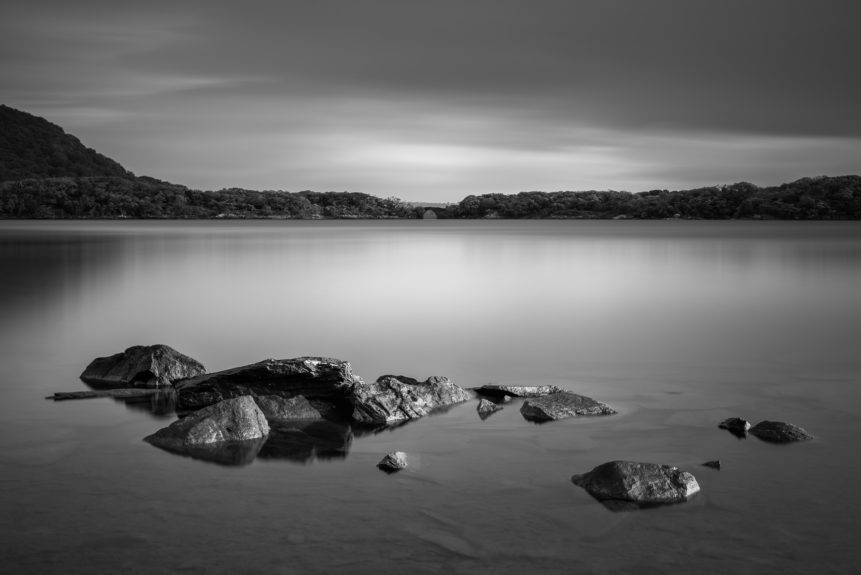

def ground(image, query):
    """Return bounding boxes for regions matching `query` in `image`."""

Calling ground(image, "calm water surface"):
[1,220,860,574]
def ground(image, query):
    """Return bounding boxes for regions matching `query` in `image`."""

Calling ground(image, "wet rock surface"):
[144,396,270,450]
[572,460,700,509]
[175,357,360,412]
[749,420,814,443]
[81,344,205,388]
[719,417,752,437]
[476,398,503,420]
[351,375,472,425]
[474,384,564,398]
[377,451,408,472]
[520,392,616,422]
[253,395,322,422]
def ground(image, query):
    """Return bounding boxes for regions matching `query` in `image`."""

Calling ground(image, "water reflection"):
[144,435,267,466]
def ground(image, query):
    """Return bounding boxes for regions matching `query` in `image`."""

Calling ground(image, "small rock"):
[81,344,205,388]
[477,398,503,420]
[749,420,813,443]
[520,392,616,422]
[377,451,408,473]
[474,384,564,398]
[351,375,472,425]
[718,417,751,437]
[253,395,322,421]
[702,460,721,470]
[144,396,270,448]
[571,460,700,508]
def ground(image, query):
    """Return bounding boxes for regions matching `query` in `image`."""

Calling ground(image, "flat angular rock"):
[474,384,564,398]
[81,344,205,388]
[175,357,360,411]
[254,395,322,422]
[572,460,700,508]
[377,451,408,473]
[47,388,162,401]
[719,417,751,436]
[749,420,813,443]
[520,392,616,422]
[477,398,503,420]
[351,375,472,425]
[144,396,270,450]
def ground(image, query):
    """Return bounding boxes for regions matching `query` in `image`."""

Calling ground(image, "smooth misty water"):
[1,220,860,574]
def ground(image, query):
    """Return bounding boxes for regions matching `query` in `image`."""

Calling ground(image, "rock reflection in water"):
[257,421,353,463]
[145,436,267,467]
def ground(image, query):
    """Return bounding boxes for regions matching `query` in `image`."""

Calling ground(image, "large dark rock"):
[719,417,751,437]
[175,357,361,412]
[144,396,270,449]
[749,420,814,443]
[474,384,563,398]
[572,461,700,509]
[520,392,616,422]
[351,375,472,425]
[81,344,205,388]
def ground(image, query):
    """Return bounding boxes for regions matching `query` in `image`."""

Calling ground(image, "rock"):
[520,392,616,422]
[702,460,721,470]
[571,461,700,508]
[719,417,751,437]
[80,344,205,388]
[47,388,162,401]
[474,384,564,398]
[377,451,408,473]
[477,398,503,420]
[351,375,472,425]
[749,420,814,443]
[144,396,270,449]
[175,357,361,412]
[254,395,322,421]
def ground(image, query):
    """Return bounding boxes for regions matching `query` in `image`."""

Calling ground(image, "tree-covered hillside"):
[0,105,132,181]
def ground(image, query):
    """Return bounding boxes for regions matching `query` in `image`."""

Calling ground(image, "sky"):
[2,0,860,201]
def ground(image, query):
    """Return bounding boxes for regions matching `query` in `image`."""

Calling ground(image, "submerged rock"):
[351,375,472,425]
[571,460,700,508]
[81,344,205,388]
[144,396,270,449]
[719,417,751,437]
[474,384,564,398]
[520,392,616,422]
[377,451,408,473]
[175,357,360,412]
[749,420,814,443]
[477,398,503,420]
[702,460,721,470]
[254,395,322,422]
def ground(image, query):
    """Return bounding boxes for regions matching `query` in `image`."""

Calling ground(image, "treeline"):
[441,176,861,220]
[2,174,860,220]
[0,176,418,219]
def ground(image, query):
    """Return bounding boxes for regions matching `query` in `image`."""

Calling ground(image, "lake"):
[1,220,860,574]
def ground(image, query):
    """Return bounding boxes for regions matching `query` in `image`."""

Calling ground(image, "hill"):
[0,105,132,181]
